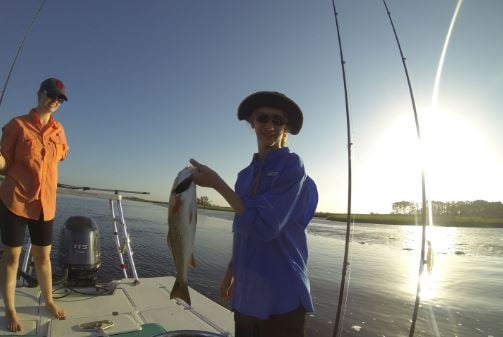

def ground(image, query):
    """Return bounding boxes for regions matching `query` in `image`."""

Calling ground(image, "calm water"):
[49,194,502,337]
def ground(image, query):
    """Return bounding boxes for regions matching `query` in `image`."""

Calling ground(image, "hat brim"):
[237,91,303,135]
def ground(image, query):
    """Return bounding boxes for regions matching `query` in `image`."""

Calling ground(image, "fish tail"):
[170,278,191,306]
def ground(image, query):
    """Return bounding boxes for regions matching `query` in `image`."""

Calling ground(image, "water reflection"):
[51,195,503,337]
[418,262,439,300]
[401,225,460,300]
[428,226,458,255]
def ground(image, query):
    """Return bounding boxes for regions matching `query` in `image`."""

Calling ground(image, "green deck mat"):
[0,323,167,337]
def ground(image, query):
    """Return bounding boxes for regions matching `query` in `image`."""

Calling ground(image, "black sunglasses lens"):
[271,115,286,126]
[256,114,286,126]
[46,92,64,103]
[256,114,269,123]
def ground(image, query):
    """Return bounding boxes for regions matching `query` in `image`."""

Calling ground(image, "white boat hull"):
[0,276,234,337]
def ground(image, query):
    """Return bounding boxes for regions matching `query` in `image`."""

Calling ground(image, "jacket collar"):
[29,109,56,130]
[251,147,290,164]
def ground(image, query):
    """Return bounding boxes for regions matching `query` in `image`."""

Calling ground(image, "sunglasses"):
[255,113,287,127]
[44,91,65,104]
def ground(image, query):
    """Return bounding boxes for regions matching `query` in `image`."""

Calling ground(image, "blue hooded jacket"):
[231,147,318,319]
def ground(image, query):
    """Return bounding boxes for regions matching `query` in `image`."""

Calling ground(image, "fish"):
[167,166,197,305]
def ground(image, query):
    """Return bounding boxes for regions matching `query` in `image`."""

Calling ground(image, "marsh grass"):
[321,213,503,227]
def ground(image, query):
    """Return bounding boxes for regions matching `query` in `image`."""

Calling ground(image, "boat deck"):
[0,276,234,337]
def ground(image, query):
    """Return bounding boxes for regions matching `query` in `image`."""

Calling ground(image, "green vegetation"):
[197,204,234,211]
[197,196,212,207]
[123,195,503,228]
[319,213,503,228]
[392,200,503,217]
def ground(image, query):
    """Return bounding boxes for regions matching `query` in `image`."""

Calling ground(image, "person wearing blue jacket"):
[190,91,318,337]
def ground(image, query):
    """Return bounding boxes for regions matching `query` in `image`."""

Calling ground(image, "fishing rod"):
[330,1,354,336]
[381,1,429,336]
[0,0,48,109]
[57,183,150,195]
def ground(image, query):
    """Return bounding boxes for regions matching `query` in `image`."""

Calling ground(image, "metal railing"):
[19,184,150,285]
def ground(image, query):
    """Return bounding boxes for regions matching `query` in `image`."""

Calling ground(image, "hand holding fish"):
[190,159,245,214]
[189,159,221,189]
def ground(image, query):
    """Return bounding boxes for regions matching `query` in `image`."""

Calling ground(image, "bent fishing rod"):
[330,1,354,336]
[0,0,48,109]
[381,1,429,336]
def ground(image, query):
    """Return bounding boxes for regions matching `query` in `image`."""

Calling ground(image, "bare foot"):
[6,309,22,332]
[46,302,66,320]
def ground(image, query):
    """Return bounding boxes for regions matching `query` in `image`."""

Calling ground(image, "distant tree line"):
[391,200,503,217]
[197,196,213,207]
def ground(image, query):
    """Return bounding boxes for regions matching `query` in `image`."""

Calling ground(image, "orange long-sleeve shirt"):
[0,110,68,221]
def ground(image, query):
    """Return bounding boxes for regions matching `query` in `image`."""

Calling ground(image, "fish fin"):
[170,279,191,306]
[189,253,196,268]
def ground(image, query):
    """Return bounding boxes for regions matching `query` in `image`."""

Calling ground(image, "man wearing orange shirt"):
[0,78,68,332]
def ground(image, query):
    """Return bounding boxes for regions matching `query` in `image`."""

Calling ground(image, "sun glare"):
[421,106,495,201]
[402,226,459,301]
[369,106,496,206]
[357,112,422,213]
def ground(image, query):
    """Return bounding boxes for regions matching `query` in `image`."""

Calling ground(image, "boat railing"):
[108,192,140,282]
[18,184,150,285]
[56,185,150,283]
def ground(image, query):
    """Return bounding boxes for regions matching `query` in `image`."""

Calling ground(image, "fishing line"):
[381,1,428,336]
[330,1,354,336]
[0,0,48,110]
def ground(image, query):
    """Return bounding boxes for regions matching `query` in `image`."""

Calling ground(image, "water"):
[50,194,502,337]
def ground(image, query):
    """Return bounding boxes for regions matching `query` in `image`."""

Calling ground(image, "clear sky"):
[1,0,501,213]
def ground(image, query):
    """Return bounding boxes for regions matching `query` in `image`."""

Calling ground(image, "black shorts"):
[0,201,53,247]
[234,306,306,337]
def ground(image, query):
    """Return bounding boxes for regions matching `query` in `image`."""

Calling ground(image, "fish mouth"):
[173,177,193,194]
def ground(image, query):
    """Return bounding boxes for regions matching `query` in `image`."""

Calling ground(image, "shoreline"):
[57,190,503,228]
[192,205,503,228]
[321,213,503,228]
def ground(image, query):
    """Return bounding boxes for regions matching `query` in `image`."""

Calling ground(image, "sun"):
[354,101,498,214]
[420,106,496,201]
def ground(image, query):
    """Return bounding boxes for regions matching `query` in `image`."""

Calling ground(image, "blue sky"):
[1,0,501,213]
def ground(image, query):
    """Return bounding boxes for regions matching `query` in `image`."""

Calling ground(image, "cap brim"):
[46,90,68,101]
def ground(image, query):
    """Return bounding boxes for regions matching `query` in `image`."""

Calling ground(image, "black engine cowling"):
[58,216,101,287]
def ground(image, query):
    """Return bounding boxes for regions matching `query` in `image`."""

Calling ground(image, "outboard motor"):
[58,216,101,287]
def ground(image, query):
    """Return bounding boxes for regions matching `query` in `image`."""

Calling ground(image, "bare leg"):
[0,245,22,331]
[31,245,65,319]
